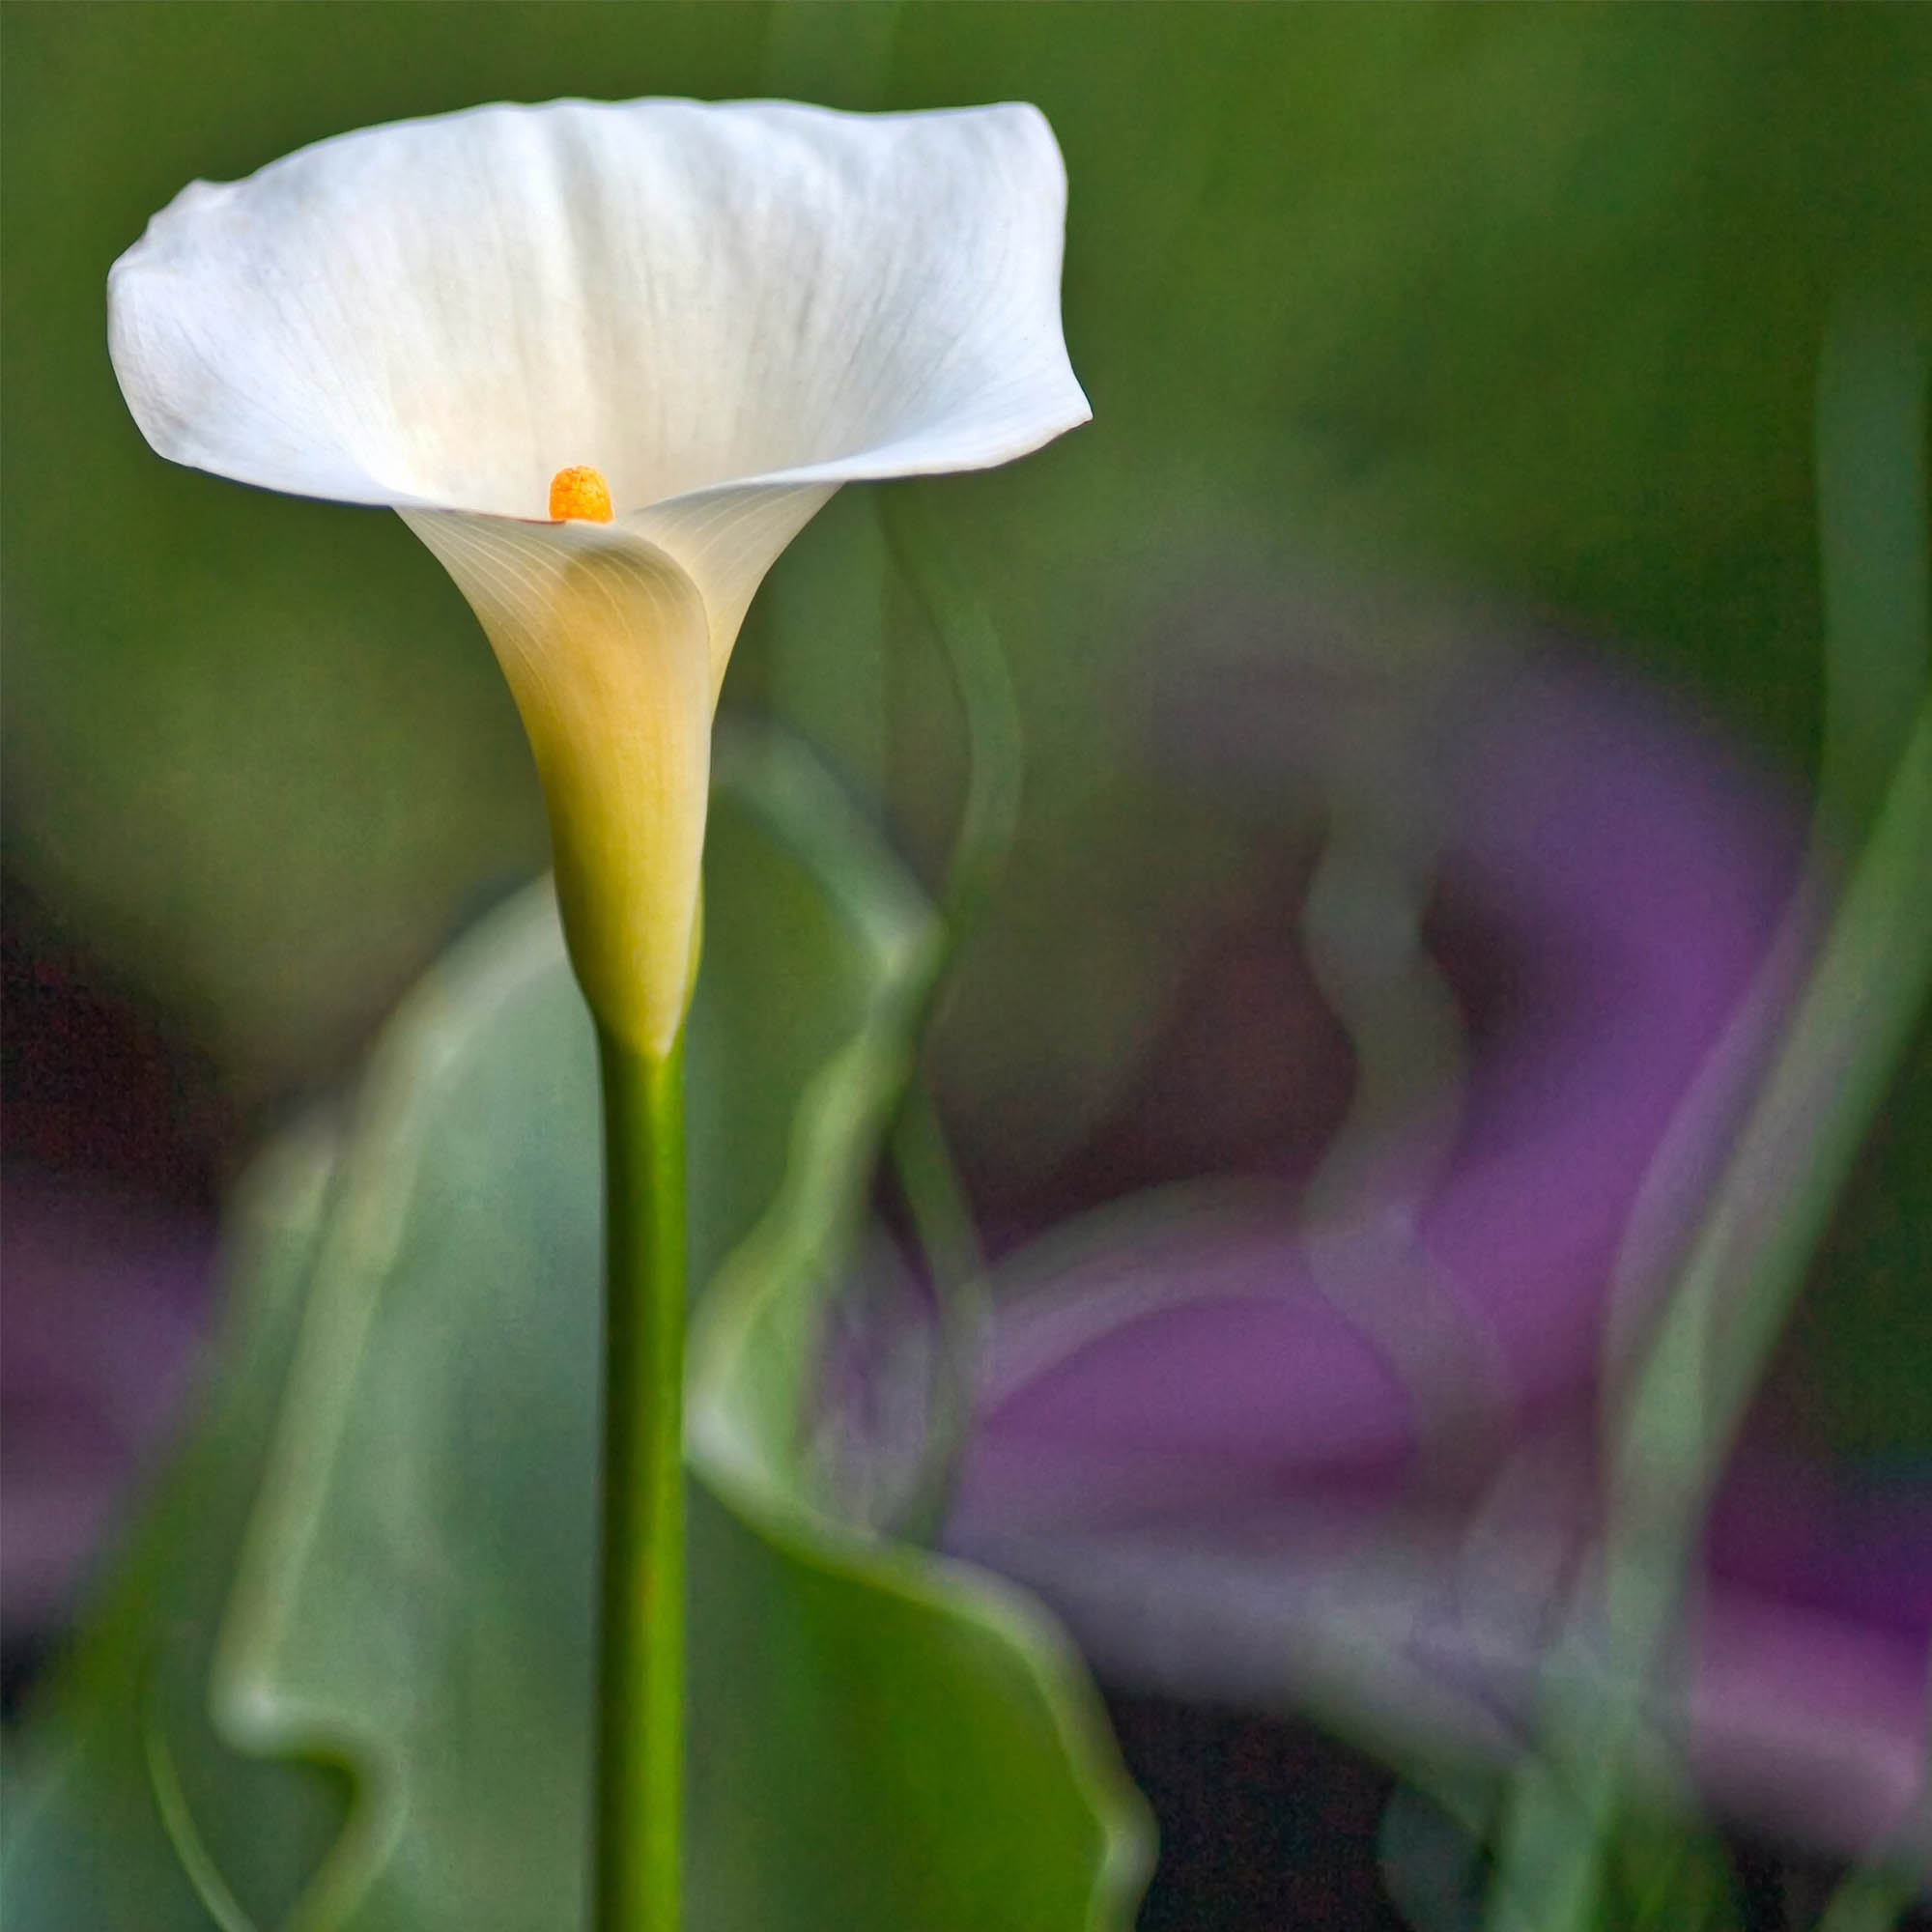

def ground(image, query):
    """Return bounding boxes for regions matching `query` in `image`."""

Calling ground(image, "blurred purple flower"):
[0,1170,215,1640]
[942,631,1928,1861]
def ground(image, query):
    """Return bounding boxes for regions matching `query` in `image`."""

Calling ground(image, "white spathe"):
[109,98,1089,1054]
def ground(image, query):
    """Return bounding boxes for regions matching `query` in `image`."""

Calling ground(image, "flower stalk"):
[594,1025,689,1932]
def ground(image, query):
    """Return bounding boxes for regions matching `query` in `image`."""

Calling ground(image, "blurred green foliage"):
[8,2,1928,1111]
[5,767,1147,1928]
[4,9,1930,1920]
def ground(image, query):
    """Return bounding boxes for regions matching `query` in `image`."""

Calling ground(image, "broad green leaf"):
[687,726,1149,1932]
[5,743,1151,1930]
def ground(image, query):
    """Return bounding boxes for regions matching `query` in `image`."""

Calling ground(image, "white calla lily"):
[109,97,1088,1054]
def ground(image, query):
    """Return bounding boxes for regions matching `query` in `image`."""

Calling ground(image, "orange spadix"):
[550,465,614,523]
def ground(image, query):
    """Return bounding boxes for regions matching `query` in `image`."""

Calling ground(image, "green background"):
[4,0,1928,1540]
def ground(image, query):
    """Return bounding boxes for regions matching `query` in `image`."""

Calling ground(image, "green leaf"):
[1378,1789,1747,1932]
[1594,1818,1744,1932]
[5,740,1151,1931]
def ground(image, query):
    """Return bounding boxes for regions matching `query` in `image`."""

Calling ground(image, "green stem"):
[594,1026,687,1932]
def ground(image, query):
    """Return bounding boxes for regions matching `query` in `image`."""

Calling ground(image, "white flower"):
[109,98,1088,1054]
